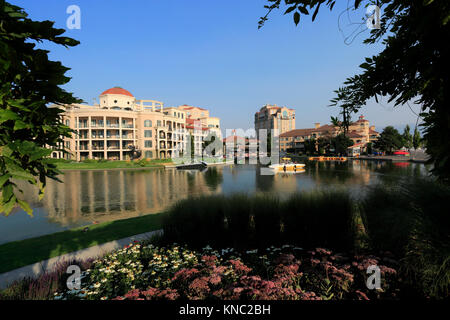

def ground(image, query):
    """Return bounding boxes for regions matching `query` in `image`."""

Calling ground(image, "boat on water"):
[269,157,306,173]
[176,161,208,170]
[308,156,347,161]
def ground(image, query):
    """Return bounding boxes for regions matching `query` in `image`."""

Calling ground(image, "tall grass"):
[282,190,355,251]
[361,179,450,299]
[161,190,357,252]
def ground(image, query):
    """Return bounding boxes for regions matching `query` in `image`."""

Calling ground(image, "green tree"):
[331,134,354,155]
[402,125,413,149]
[366,142,373,155]
[317,137,329,155]
[374,126,403,154]
[259,0,450,183]
[329,87,360,137]
[0,1,80,216]
[303,138,316,155]
[413,127,422,150]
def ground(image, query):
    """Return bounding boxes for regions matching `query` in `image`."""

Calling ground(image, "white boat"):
[269,163,306,173]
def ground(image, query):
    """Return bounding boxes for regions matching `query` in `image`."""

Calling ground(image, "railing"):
[122,124,134,128]
[106,124,120,128]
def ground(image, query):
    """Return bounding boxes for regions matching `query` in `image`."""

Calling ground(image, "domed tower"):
[99,87,135,110]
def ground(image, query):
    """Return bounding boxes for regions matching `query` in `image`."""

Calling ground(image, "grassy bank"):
[54,159,171,170]
[0,214,163,274]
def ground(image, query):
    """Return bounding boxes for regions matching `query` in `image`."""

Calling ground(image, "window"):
[144,120,152,127]
[114,100,117,103]
[145,151,153,158]
[144,130,152,138]
[65,119,70,126]
[157,120,162,127]
[145,140,153,148]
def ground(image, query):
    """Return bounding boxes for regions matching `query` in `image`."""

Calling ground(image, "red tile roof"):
[101,87,134,97]
[280,125,337,138]
[347,131,364,138]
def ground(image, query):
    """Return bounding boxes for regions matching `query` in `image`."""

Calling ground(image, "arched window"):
[65,119,70,126]
[144,120,152,127]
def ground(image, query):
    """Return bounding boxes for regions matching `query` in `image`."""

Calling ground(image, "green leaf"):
[17,199,33,216]
[298,7,309,15]
[29,148,52,162]
[293,12,300,25]
[13,120,28,130]
[312,4,321,22]
[0,110,19,124]
[284,6,296,14]
[0,174,11,188]
[1,195,16,215]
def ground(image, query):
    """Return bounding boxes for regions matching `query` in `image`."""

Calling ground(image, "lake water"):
[0,160,429,244]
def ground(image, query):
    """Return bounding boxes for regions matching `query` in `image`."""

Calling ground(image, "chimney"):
[314,123,320,129]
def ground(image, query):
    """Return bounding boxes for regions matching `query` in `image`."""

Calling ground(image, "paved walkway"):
[0,229,162,290]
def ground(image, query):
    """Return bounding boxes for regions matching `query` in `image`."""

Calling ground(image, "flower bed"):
[54,242,399,300]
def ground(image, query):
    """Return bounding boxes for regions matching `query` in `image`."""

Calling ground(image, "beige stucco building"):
[50,87,221,160]
[279,115,380,154]
[254,104,296,138]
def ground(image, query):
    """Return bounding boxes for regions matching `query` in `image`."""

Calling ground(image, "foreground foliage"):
[0,1,80,216]
[53,244,398,301]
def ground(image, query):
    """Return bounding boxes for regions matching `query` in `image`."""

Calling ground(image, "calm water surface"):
[0,160,429,244]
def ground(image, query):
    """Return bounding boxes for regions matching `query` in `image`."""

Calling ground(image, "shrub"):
[161,191,356,252]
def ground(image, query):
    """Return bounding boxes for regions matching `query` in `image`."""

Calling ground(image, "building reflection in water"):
[17,168,222,228]
[4,161,429,242]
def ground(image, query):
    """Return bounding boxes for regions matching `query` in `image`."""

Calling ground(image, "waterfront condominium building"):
[279,115,380,154]
[254,104,296,138]
[177,105,222,156]
[50,87,221,161]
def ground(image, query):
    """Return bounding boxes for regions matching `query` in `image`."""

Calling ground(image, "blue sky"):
[14,0,421,133]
